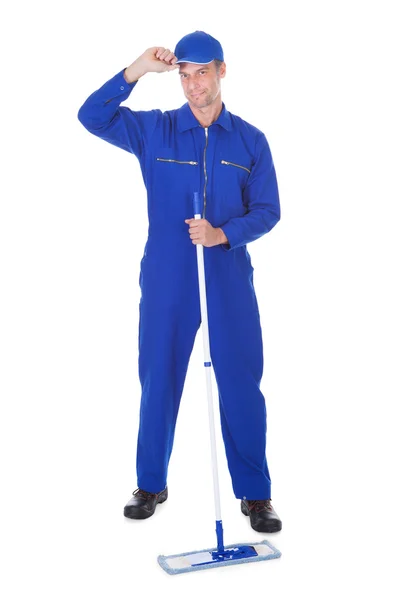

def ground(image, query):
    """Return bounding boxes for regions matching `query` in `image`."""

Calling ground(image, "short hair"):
[214,59,223,74]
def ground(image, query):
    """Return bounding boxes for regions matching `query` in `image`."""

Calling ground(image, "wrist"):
[123,61,146,84]
[217,227,228,245]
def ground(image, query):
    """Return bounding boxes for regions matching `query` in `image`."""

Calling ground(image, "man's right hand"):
[138,47,179,73]
[124,47,179,83]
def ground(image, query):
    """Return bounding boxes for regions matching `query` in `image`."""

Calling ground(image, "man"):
[77,30,282,533]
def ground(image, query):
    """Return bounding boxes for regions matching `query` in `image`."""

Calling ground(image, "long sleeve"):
[77,68,160,160]
[219,132,281,251]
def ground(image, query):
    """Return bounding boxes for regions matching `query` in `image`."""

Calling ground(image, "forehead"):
[178,63,213,74]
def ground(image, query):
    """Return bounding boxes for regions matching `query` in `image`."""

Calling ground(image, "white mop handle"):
[193,212,222,523]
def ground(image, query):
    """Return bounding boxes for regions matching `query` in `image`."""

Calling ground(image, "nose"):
[188,82,201,92]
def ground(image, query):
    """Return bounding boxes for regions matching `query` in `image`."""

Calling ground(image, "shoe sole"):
[241,501,282,533]
[124,489,168,519]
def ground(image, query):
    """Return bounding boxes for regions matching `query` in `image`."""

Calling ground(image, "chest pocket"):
[220,159,251,173]
[154,147,198,166]
[153,147,199,194]
[156,156,198,166]
[218,155,252,191]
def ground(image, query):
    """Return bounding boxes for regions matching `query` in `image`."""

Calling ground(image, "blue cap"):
[174,30,224,65]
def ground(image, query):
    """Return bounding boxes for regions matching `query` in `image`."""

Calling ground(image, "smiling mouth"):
[192,91,205,97]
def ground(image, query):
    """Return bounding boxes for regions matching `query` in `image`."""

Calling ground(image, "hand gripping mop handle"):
[192,192,224,554]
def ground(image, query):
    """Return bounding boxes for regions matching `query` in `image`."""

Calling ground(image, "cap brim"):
[175,58,215,64]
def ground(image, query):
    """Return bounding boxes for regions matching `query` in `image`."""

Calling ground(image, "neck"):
[188,96,223,128]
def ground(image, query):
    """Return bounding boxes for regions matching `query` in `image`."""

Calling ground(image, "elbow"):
[271,210,281,231]
[77,101,99,130]
[262,205,280,233]
[77,104,86,126]
[77,104,89,128]
[270,197,281,229]
[274,207,281,227]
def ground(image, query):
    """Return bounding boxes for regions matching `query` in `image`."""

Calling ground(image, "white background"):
[1,0,399,597]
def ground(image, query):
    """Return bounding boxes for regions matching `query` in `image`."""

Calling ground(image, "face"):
[178,61,226,109]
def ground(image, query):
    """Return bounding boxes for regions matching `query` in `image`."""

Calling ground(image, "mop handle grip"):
[193,191,202,217]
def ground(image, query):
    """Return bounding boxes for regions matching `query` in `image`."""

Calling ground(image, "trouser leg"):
[207,258,272,500]
[136,297,200,493]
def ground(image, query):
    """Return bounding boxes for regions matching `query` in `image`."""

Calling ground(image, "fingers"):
[155,47,177,65]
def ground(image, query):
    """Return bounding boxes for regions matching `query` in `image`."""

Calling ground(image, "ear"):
[220,62,227,78]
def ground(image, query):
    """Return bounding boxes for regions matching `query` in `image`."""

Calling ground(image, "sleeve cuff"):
[116,67,138,92]
[219,224,234,251]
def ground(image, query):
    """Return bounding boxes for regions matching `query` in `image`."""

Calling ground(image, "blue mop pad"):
[158,539,281,575]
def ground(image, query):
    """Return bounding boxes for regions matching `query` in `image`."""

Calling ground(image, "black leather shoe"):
[124,487,168,519]
[241,498,282,533]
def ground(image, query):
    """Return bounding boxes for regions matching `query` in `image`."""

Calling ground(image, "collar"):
[177,101,232,132]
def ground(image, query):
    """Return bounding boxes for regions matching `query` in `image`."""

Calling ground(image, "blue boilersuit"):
[77,67,280,500]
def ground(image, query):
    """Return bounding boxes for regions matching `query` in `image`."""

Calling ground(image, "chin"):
[189,95,209,107]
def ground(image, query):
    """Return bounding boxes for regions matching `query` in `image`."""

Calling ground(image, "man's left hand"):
[184,218,227,247]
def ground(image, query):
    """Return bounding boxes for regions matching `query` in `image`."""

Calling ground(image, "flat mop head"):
[158,540,281,575]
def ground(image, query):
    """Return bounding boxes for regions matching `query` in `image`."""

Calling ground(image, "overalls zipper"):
[221,159,251,173]
[156,158,198,165]
[203,127,209,219]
